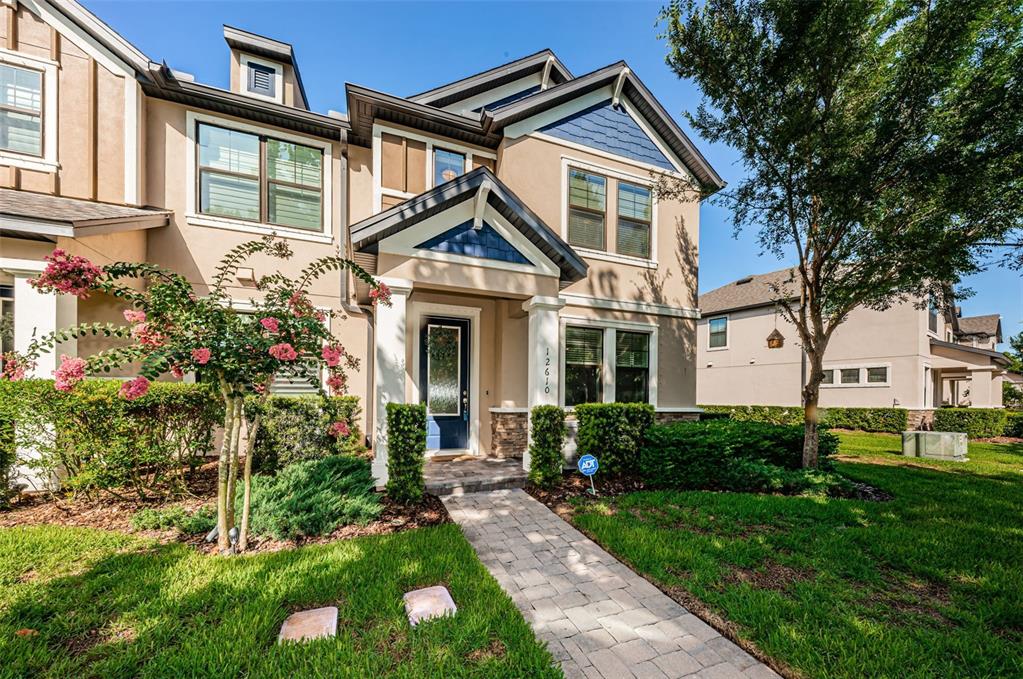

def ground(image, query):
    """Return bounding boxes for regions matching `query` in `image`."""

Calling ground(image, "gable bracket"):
[473,179,493,230]
[611,67,630,108]
[540,56,555,91]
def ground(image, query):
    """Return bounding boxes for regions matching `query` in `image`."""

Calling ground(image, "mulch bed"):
[525,471,645,518]
[0,462,450,554]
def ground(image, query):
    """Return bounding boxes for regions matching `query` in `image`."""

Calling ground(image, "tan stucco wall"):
[376,253,559,300]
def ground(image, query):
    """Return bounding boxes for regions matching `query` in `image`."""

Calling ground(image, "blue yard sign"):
[577,454,598,495]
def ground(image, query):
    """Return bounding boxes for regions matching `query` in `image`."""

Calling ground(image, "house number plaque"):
[544,348,551,394]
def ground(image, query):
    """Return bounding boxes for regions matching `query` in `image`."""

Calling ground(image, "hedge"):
[528,405,566,488]
[244,395,362,474]
[575,403,655,475]
[385,403,427,504]
[1004,411,1023,438]
[0,378,221,497]
[0,413,13,508]
[700,404,908,433]
[639,420,841,494]
[933,408,1008,439]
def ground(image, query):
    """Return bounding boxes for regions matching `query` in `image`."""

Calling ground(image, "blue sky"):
[91,0,1020,349]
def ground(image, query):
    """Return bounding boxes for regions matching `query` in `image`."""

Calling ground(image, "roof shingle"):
[699,267,798,315]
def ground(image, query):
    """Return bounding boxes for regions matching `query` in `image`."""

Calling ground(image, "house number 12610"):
[544,348,551,394]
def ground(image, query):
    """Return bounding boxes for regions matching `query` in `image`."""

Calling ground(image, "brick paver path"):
[442,489,779,679]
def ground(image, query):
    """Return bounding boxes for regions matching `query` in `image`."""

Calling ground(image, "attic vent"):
[247,62,276,98]
[736,276,754,285]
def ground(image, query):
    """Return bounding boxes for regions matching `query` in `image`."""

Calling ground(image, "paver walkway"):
[442,489,779,679]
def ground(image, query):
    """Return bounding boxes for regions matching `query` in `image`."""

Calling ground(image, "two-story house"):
[1,0,723,485]
[696,268,1009,426]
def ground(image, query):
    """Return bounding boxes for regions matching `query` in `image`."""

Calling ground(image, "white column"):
[522,295,565,471]
[11,268,56,377]
[969,368,996,408]
[372,278,413,487]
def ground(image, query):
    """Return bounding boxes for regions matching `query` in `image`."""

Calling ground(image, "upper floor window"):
[708,317,728,349]
[0,63,42,157]
[617,182,652,259]
[564,325,603,407]
[928,297,939,333]
[434,148,465,185]
[567,168,606,250]
[197,122,322,231]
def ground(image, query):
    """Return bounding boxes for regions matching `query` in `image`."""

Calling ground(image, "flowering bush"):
[3,235,386,552]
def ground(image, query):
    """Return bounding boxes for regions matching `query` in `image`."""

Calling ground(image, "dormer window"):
[239,54,283,104]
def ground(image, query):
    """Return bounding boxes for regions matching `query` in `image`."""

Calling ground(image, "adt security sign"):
[577,454,599,494]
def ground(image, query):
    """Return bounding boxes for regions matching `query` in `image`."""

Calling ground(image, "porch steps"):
[424,457,527,496]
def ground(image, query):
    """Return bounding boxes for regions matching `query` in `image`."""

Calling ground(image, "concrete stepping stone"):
[278,606,338,643]
[404,585,457,626]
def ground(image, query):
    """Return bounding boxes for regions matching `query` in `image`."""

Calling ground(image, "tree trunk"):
[802,351,824,468]
[225,396,242,533]
[238,411,261,552]
[216,385,233,552]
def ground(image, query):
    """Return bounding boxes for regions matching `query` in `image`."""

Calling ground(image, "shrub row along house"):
[697,268,1010,427]
[0,0,723,485]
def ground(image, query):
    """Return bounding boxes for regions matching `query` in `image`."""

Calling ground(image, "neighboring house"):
[696,269,1010,424]
[1,1,723,485]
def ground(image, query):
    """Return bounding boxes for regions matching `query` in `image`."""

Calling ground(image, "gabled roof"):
[350,166,587,282]
[0,188,170,240]
[700,268,798,315]
[346,83,494,148]
[491,62,725,192]
[408,49,572,108]
[223,25,310,109]
[956,314,1002,340]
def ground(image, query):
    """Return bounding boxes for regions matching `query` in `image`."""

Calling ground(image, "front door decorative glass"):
[421,317,470,450]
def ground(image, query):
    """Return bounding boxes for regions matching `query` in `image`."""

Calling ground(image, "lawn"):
[567,432,1023,678]
[0,524,559,679]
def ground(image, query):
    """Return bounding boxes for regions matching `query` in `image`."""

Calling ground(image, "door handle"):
[462,390,469,420]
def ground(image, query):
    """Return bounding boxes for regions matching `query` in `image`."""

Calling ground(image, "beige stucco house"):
[696,269,1009,424]
[1,0,723,484]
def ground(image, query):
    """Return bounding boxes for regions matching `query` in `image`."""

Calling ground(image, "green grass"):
[570,432,1023,678]
[0,524,559,679]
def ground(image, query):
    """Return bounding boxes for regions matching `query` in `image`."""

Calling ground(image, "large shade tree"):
[2,236,388,552]
[659,0,1023,466]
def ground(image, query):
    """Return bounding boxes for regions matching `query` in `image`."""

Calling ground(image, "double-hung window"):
[197,122,323,231]
[564,326,603,406]
[567,169,606,250]
[615,331,650,403]
[617,182,652,259]
[0,63,43,157]
[708,317,727,349]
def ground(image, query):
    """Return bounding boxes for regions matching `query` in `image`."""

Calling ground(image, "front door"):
[420,317,470,451]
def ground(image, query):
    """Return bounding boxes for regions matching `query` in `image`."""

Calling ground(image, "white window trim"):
[371,122,496,213]
[559,315,658,408]
[821,362,892,389]
[560,156,659,268]
[0,48,58,173]
[239,54,284,105]
[184,110,333,243]
[706,315,729,351]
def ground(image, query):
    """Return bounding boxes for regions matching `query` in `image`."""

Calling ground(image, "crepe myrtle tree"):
[0,236,390,552]
[657,0,1023,467]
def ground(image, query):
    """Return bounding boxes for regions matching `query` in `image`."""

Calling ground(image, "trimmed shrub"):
[0,413,13,508]
[699,404,907,433]
[575,403,655,475]
[933,408,1008,439]
[245,395,362,474]
[385,403,427,504]
[248,455,381,540]
[1004,411,1023,438]
[131,505,216,535]
[639,420,840,493]
[0,378,221,497]
[528,405,566,488]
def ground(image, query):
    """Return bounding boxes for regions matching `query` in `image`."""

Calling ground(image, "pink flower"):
[54,355,87,392]
[130,323,166,348]
[369,282,392,307]
[123,309,146,324]
[259,317,280,332]
[253,382,267,395]
[321,345,343,367]
[328,420,350,438]
[1,353,32,381]
[170,365,185,379]
[29,249,103,299]
[119,376,150,400]
[326,373,346,393]
[268,343,298,361]
[191,347,212,365]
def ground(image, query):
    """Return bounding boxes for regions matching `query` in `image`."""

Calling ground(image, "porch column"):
[968,368,996,408]
[5,261,57,377]
[372,278,413,487]
[522,296,565,472]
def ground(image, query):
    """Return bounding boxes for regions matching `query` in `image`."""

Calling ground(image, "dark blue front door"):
[420,317,469,450]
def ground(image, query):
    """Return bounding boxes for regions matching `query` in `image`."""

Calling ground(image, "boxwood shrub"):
[700,404,908,433]
[639,420,840,494]
[1004,411,1023,438]
[245,395,362,474]
[528,405,566,488]
[385,403,427,504]
[933,408,1008,439]
[575,403,655,475]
